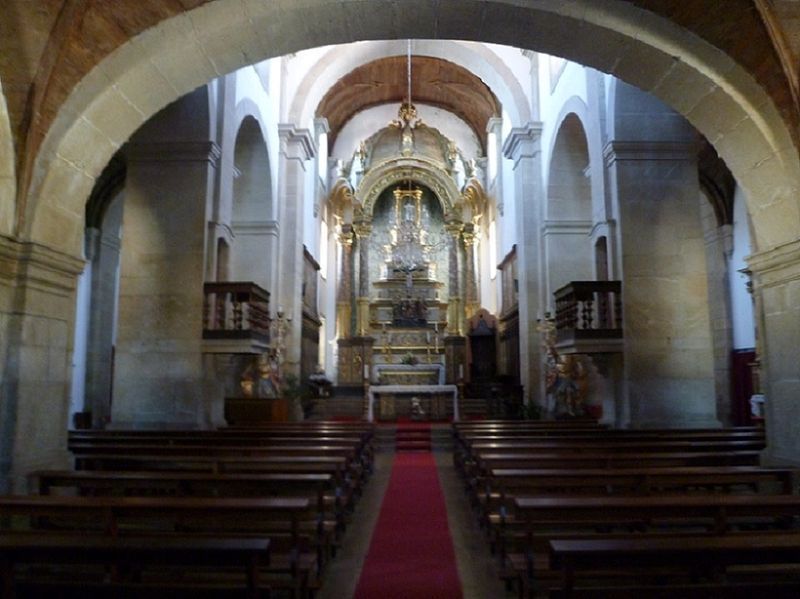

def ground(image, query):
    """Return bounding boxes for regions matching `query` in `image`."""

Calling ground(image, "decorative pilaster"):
[445,221,464,335]
[354,221,372,336]
[276,124,316,378]
[336,224,354,339]
[0,236,85,492]
[462,223,479,317]
[502,122,545,406]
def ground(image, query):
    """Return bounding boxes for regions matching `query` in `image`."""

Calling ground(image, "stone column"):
[605,140,717,428]
[462,223,479,318]
[445,221,464,335]
[336,224,354,339]
[276,124,316,378]
[0,238,84,491]
[113,140,219,428]
[354,220,372,336]
[747,240,800,466]
[502,123,545,406]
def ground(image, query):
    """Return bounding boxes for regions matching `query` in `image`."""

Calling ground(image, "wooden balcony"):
[554,281,623,354]
[202,282,271,354]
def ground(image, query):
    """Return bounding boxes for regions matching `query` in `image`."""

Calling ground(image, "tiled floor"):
[316,428,511,598]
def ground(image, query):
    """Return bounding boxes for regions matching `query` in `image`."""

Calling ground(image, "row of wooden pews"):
[454,420,800,598]
[0,421,374,598]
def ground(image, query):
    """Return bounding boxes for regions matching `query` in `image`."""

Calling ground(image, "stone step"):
[395,439,432,451]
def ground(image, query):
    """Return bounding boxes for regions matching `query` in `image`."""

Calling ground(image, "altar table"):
[367,384,460,422]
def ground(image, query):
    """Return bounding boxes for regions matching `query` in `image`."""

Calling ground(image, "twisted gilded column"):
[354,221,372,336]
[462,223,479,318]
[336,224,354,338]
[445,221,464,335]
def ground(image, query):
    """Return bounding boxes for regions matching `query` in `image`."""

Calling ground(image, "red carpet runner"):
[354,443,462,598]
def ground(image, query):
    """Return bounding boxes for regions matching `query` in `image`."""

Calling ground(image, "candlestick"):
[458,364,464,380]
[426,331,430,343]
[364,364,370,380]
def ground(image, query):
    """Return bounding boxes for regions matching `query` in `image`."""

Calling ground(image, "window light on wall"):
[489,219,497,279]
[319,220,329,278]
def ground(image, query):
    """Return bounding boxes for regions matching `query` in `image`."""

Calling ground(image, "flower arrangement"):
[400,352,419,365]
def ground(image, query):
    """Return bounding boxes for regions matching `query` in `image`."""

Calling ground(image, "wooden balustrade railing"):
[554,281,622,346]
[203,282,271,342]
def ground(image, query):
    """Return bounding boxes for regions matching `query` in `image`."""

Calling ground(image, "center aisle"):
[353,427,463,599]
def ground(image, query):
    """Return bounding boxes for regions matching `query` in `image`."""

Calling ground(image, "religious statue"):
[538,313,589,417]
[239,353,280,398]
[410,396,426,421]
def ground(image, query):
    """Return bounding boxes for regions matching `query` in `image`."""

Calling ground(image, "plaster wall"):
[233,65,280,214]
[539,61,589,174]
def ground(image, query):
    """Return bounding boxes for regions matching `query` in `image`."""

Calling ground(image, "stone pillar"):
[747,240,800,466]
[0,238,84,491]
[336,224,354,339]
[462,223,479,318]
[445,222,464,335]
[276,124,316,377]
[354,220,372,336]
[605,140,717,428]
[113,140,219,428]
[502,123,545,406]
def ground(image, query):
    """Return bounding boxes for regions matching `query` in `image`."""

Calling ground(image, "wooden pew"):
[0,532,271,599]
[31,469,343,566]
[548,533,800,598]
[513,494,800,531]
[0,494,314,598]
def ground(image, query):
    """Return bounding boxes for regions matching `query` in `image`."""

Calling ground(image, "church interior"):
[2,1,800,596]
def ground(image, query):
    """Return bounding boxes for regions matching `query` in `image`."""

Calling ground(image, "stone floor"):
[316,426,511,598]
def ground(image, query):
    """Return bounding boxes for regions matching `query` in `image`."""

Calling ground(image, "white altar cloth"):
[371,363,445,385]
[367,384,459,422]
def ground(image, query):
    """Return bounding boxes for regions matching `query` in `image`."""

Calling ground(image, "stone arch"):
[357,157,461,220]
[230,114,274,287]
[544,112,593,302]
[288,40,532,132]
[230,97,277,214]
[545,96,605,217]
[546,112,592,221]
[23,0,800,260]
[0,77,15,236]
[233,115,272,222]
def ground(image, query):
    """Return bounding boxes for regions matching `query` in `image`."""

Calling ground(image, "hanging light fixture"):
[398,39,417,125]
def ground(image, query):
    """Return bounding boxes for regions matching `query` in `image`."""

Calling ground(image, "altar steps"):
[395,426,432,452]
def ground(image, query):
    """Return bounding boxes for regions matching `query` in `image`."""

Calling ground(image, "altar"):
[367,384,460,422]
[371,363,445,385]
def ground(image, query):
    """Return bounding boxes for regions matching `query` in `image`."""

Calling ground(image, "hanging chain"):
[407,39,412,105]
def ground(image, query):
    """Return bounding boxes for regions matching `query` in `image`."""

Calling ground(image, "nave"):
[2,419,799,598]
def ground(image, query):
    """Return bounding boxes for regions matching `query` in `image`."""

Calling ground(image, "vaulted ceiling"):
[1,0,799,206]
[316,56,501,152]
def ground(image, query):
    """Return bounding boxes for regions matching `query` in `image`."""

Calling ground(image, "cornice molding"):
[542,220,593,236]
[746,238,800,288]
[603,141,697,166]
[0,235,84,297]
[231,220,280,236]
[502,122,543,161]
[278,124,316,161]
